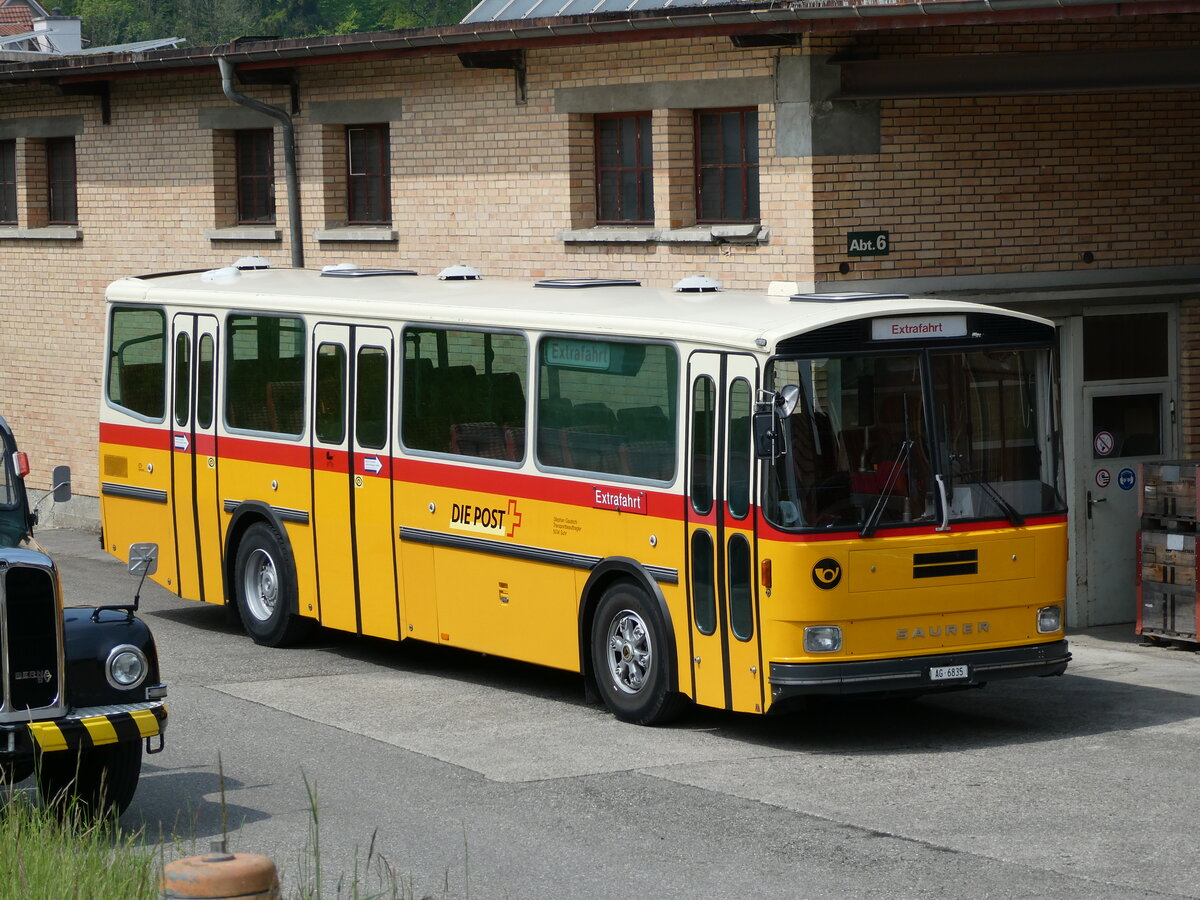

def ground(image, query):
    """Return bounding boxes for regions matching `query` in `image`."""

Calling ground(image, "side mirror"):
[51,465,71,503]
[775,384,801,418]
[754,384,803,460]
[129,542,159,578]
[753,411,779,459]
[94,543,159,621]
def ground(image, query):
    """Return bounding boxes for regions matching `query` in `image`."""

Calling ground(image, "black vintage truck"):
[0,414,166,817]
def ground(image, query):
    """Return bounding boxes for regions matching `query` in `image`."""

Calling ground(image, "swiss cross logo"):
[505,498,523,538]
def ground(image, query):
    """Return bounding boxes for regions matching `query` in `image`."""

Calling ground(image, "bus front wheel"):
[590,580,685,726]
[234,522,313,647]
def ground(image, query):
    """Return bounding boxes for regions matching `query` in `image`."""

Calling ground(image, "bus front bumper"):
[768,640,1070,708]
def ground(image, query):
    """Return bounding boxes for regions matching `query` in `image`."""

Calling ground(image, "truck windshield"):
[0,446,25,546]
[763,346,1065,531]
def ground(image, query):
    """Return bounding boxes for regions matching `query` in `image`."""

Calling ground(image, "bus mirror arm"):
[92,543,158,622]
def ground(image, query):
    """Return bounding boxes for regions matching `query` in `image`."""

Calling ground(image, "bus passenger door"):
[311,324,399,638]
[350,329,399,640]
[170,314,221,603]
[685,353,765,714]
[312,325,356,631]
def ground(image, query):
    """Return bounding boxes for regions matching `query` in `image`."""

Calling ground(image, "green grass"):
[0,764,466,900]
[0,789,156,900]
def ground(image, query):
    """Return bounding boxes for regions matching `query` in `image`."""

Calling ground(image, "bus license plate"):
[929,665,969,681]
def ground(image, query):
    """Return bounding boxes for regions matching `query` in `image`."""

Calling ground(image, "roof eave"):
[0,0,1192,83]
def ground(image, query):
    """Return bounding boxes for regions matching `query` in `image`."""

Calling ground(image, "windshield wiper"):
[948,455,1024,526]
[860,439,913,538]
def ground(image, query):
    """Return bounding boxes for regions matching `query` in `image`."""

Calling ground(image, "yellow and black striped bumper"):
[25,703,167,754]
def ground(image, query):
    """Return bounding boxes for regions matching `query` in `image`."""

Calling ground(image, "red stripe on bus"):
[101,423,1066,536]
[100,422,171,451]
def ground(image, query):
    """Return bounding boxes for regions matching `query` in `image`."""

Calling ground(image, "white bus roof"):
[105,267,1053,354]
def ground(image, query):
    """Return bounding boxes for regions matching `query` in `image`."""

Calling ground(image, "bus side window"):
[537,338,677,481]
[356,346,388,450]
[402,326,528,461]
[107,306,166,420]
[225,314,305,435]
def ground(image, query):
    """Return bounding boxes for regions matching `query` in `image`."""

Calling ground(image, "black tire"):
[36,740,142,821]
[1,759,34,786]
[590,579,686,725]
[233,522,314,647]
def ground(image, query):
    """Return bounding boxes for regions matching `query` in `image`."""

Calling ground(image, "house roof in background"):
[461,0,750,25]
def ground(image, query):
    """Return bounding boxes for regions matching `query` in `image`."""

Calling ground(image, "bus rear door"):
[170,314,221,603]
[311,324,400,639]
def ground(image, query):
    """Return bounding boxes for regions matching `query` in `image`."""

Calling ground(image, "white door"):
[1074,308,1177,626]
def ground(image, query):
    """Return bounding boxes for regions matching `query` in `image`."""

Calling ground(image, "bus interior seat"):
[560,426,621,473]
[504,426,525,461]
[228,395,273,432]
[538,397,573,427]
[618,440,674,480]
[617,405,672,441]
[449,422,508,460]
[571,402,617,433]
[118,362,165,416]
[266,381,304,434]
[478,372,526,427]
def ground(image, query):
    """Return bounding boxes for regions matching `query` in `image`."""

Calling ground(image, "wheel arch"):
[222,501,302,616]
[578,557,679,697]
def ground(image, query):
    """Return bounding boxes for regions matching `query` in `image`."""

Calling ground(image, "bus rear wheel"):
[234,522,313,647]
[591,580,685,726]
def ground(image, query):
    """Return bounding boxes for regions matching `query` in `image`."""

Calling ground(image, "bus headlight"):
[804,625,843,653]
[106,645,148,690]
[1037,606,1063,634]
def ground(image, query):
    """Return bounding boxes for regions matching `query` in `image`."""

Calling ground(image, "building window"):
[236,129,275,225]
[694,108,758,223]
[46,136,77,225]
[0,140,15,225]
[346,124,390,225]
[595,112,653,224]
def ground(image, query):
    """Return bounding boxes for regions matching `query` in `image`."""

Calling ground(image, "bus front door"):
[311,324,400,639]
[685,353,766,714]
[169,314,221,604]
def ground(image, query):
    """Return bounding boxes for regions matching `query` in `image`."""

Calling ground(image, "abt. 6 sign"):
[847,230,890,257]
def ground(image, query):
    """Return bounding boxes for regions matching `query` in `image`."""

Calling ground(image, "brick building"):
[0,0,1196,626]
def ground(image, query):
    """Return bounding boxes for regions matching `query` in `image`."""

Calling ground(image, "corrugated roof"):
[462,0,751,24]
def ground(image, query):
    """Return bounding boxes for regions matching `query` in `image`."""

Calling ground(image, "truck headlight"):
[1037,605,1063,634]
[804,625,843,653]
[106,644,148,690]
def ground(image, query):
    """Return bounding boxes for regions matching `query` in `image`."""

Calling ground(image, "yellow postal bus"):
[99,263,1069,723]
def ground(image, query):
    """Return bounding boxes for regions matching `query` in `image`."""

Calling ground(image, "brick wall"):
[0,18,1196,499]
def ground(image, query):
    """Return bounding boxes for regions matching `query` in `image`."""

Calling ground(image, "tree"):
[57,0,479,47]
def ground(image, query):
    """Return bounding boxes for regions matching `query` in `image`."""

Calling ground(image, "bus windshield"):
[764,345,1065,531]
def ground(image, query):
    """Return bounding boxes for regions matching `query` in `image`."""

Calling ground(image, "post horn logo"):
[812,558,842,590]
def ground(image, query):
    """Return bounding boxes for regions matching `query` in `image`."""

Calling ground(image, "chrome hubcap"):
[605,610,651,694]
[243,547,278,623]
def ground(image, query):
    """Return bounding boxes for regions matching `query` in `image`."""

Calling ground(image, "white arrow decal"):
[363,456,383,475]
[173,433,190,452]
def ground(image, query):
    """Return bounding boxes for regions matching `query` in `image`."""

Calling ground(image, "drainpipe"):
[217,56,304,268]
